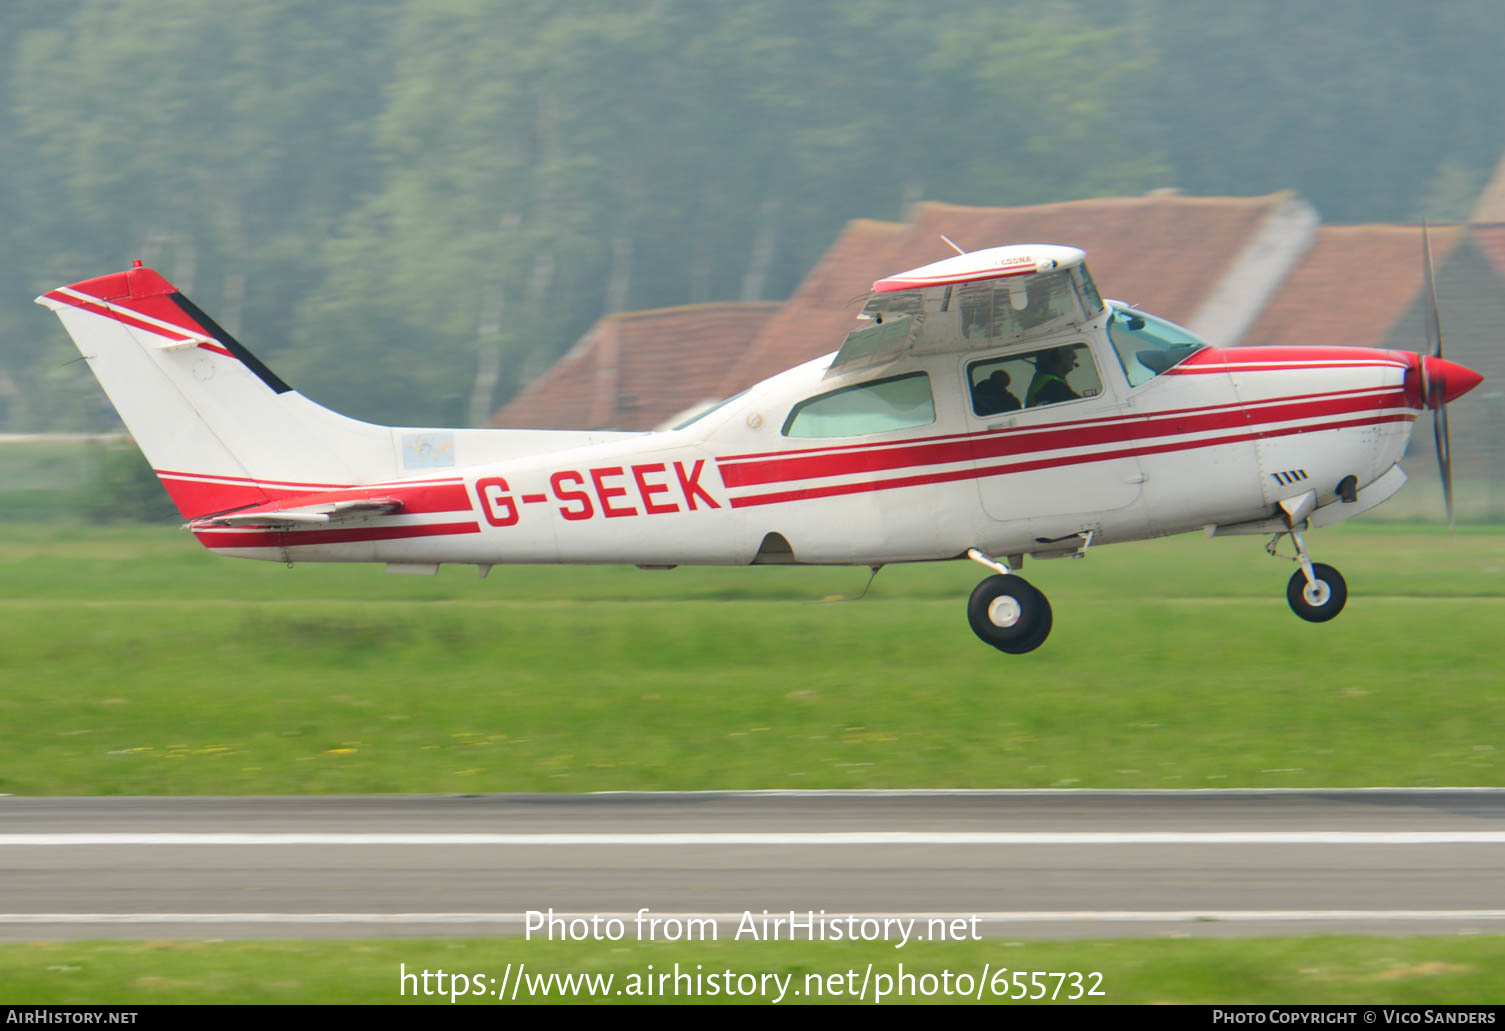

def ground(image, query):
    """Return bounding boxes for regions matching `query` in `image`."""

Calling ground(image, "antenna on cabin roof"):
[940,234,966,256]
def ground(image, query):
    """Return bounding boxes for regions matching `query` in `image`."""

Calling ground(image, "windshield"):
[1105,302,1208,386]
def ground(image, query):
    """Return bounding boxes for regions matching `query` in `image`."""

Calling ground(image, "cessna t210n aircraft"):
[38,234,1482,654]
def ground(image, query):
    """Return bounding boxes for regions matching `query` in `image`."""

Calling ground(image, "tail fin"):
[37,264,402,519]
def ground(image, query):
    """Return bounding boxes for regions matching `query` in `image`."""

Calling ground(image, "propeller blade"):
[1420,221,1454,529]
[1422,220,1443,359]
[1434,402,1455,532]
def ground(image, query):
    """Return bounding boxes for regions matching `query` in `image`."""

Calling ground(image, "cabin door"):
[963,339,1144,525]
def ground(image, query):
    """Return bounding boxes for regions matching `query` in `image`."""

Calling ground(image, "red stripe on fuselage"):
[155,468,465,490]
[233,482,474,519]
[193,520,481,549]
[1178,345,1410,368]
[155,470,470,520]
[1165,362,1405,376]
[716,383,1403,467]
[727,412,1414,509]
[158,475,272,518]
[719,389,1406,489]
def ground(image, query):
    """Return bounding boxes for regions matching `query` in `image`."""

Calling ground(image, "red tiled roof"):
[714,218,909,396]
[1469,224,1505,281]
[1237,224,1464,350]
[1472,153,1505,223]
[488,302,777,430]
[718,193,1298,393]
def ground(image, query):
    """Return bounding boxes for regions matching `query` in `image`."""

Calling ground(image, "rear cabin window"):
[968,343,1102,416]
[783,372,935,438]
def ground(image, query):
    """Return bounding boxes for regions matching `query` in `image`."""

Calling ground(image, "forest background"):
[3,0,1501,431]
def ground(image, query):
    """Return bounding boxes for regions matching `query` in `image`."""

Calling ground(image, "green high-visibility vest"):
[1027,373,1065,407]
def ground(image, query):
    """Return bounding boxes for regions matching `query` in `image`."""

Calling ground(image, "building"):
[497,191,1320,431]
[487,302,777,431]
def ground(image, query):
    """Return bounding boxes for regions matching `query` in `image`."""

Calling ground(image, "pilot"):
[1025,347,1082,407]
[972,369,1021,416]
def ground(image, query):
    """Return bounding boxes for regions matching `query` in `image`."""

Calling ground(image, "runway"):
[2,789,1503,940]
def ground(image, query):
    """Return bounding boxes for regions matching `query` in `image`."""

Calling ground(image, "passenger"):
[1025,348,1082,407]
[973,369,1021,416]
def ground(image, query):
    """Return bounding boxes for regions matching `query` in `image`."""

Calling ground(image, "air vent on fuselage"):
[1271,469,1309,487]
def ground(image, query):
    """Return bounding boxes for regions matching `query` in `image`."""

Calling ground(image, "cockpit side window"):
[1106,303,1208,386]
[783,372,934,438]
[968,343,1101,416]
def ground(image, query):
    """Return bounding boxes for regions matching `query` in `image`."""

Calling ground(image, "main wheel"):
[1286,563,1347,622]
[999,586,1053,654]
[968,574,1053,653]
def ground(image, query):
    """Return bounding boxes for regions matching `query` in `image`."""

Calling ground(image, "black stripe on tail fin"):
[169,292,292,395]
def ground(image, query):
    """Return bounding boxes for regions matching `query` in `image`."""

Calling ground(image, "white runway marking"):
[4,911,1505,926]
[3,831,1505,846]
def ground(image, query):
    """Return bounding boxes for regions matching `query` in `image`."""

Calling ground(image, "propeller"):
[1420,221,1454,530]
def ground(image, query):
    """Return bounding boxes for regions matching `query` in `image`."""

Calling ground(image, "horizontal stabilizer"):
[191,497,403,528]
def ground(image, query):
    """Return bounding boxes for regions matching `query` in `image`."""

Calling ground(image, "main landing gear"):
[1268,529,1347,623]
[965,549,1052,653]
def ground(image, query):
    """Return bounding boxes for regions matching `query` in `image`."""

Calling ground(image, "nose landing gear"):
[1268,529,1348,622]
[965,548,1053,653]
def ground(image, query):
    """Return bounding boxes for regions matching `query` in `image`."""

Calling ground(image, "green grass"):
[3,936,1503,1004]
[3,524,1502,1007]
[1,521,1502,795]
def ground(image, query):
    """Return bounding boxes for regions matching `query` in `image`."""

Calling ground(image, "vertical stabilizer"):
[37,264,400,518]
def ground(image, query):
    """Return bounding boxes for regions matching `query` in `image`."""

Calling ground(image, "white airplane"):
[38,233,1482,653]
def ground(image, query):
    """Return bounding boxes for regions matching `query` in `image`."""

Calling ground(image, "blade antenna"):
[853,564,884,601]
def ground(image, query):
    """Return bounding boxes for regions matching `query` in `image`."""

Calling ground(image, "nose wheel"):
[1269,529,1347,623]
[1286,562,1347,622]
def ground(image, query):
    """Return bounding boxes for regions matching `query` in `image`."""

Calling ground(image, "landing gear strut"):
[965,549,1053,653]
[1268,529,1347,623]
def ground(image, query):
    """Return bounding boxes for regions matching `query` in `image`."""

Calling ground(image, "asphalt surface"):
[2,790,1503,940]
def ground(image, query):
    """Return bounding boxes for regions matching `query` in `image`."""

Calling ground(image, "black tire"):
[967,574,1052,653]
[997,586,1053,654]
[1286,563,1347,623]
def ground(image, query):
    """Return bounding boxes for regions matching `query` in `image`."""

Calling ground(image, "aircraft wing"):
[828,244,1099,375]
[191,497,403,528]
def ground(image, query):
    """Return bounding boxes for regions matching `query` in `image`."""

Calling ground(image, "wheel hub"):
[987,595,1022,628]
[1302,579,1331,607]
